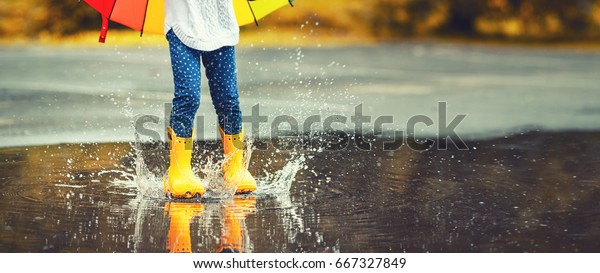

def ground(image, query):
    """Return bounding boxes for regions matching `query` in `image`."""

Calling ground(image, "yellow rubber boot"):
[165,202,204,253]
[163,127,205,199]
[219,126,257,194]
[217,196,256,253]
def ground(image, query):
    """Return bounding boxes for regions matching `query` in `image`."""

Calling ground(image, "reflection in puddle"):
[131,194,302,253]
[1,131,600,252]
[165,201,205,253]
[215,197,256,253]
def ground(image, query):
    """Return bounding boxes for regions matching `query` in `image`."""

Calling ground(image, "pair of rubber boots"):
[163,126,256,199]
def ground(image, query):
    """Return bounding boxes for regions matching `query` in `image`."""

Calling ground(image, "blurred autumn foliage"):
[0,0,100,38]
[2,0,600,42]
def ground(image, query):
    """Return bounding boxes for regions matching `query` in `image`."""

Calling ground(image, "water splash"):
[198,153,230,199]
[131,132,165,199]
[256,153,306,195]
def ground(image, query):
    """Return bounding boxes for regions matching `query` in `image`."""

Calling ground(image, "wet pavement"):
[1,44,600,147]
[1,131,599,252]
[1,44,600,253]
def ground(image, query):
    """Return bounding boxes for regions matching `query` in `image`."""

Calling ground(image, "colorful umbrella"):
[81,0,294,43]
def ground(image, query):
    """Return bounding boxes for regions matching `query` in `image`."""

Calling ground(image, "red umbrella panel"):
[82,0,158,43]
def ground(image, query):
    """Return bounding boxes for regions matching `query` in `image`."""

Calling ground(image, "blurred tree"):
[0,0,103,38]
[45,0,101,36]
[369,0,451,37]
[471,0,599,39]
[444,0,487,34]
[593,0,600,28]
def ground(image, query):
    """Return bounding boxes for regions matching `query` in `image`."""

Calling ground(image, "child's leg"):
[203,46,256,194]
[167,30,202,138]
[163,30,205,199]
[202,46,242,135]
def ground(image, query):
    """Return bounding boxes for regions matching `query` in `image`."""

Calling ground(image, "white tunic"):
[164,0,240,51]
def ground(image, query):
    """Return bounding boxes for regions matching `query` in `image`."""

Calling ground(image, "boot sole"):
[235,186,257,195]
[166,191,203,200]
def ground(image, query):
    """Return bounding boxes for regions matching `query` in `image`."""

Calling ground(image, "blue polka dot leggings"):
[167,29,242,138]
